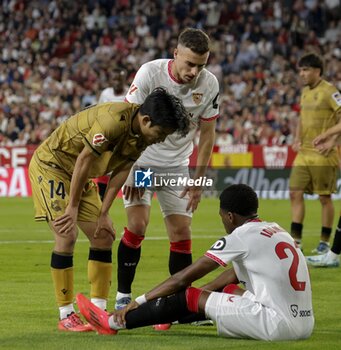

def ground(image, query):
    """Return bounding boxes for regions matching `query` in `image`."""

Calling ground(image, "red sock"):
[121,227,144,249]
[222,284,241,294]
[170,240,192,254]
[185,287,203,313]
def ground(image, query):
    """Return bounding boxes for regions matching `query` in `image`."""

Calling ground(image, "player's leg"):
[315,194,334,252]
[116,190,153,309]
[76,183,114,311]
[306,211,341,267]
[157,188,193,275]
[29,158,90,331]
[164,214,192,273]
[289,160,310,248]
[204,290,294,340]
[289,190,305,248]
[152,188,193,330]
[311,159,337,254]
[77,291,194,334]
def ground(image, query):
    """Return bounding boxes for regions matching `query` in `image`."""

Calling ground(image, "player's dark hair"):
[140,87,190,137]
[178,28,210,55]
[219,184,259,217]
[298,53,324,75]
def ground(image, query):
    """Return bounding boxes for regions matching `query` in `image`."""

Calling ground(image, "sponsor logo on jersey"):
[192,93,203,105]
[210,237,226,251]
[332,92,341,106]
[290,304,312,318]
[92,133,107,146]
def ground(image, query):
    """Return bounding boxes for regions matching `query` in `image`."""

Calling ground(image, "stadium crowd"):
[0,0,340,147]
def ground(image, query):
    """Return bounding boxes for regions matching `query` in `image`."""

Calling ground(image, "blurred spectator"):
[0,0,340,148]
[98,68,128,103]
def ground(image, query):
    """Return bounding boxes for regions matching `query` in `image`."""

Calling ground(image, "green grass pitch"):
[0,197,340,350]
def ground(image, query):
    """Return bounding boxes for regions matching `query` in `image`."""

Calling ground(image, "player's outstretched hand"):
[123,185,145,202]
[181,185,202,212]
[94,213,116,240]
[53,206,78,235]
[111,300,139,327]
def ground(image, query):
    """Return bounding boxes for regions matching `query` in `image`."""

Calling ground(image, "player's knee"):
[90,234,114,249]
[319,195,332,206]
[127,207,149,235]
[289,189,303,202]
[55,235,77,252]
[169,226,191,241]
[127,221,147,236]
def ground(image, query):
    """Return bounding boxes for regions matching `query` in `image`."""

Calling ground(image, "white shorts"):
[205,291,311,341]
[123,186,192,218]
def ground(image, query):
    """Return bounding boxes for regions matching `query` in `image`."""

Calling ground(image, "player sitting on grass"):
[77,184,314,340]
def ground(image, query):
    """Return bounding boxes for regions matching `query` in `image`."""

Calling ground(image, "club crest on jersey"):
[192,93,203,105]
[92,133,107,146]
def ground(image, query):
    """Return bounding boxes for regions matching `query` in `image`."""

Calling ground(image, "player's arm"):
[54,146,97,234]
[94,161,134,239]
[199,267,238,291]
[181,119,216,212]
[313,108,341,154]
[292,119,301,152]
[143,256,219,299]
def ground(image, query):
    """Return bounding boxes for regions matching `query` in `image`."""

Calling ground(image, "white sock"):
[91,298,107,310]
[108,315,126,330]
[116,292,132,300]
[328,250,339,260]
[59,304,75,320]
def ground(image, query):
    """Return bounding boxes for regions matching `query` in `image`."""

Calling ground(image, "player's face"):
[112,72,125,93]
[173,45,209,83]
[140,118,173,145]
[299,66,321,87]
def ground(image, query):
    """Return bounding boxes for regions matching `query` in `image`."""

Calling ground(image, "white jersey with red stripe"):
[125,59,219,167]
[205,220,313,333]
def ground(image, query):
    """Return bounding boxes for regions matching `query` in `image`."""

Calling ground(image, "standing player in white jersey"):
[98,68,129,104]
[77,184,314,340]
[115,28,220,314]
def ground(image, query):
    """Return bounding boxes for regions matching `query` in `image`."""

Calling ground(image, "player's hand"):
[111,300,139,327]
[123,185,145,202]
[291,140,301,153]
[313,133,328,147]
[314,138,335,156]
[180,185,203,212]
[53,206,78,236]
[94,213,116,240]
